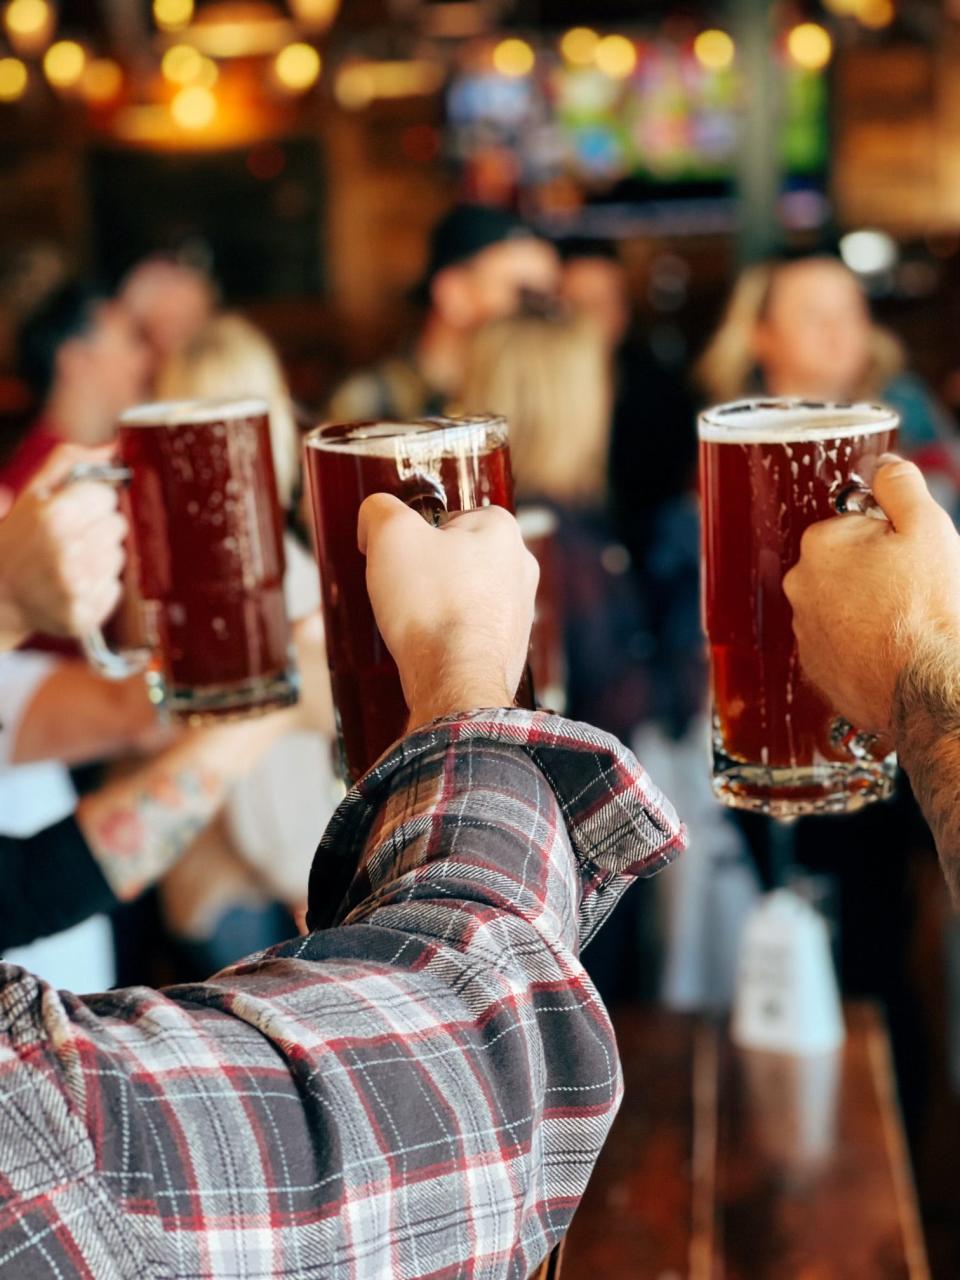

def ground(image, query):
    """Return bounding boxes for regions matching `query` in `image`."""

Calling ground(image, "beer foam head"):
[699,398,899,444]
[305,415,507,458]
[119,397,269,427]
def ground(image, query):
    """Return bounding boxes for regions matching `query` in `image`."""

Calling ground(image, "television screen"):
[446,38,828,202]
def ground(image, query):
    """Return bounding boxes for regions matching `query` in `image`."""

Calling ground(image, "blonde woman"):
[696,257,958,503]
[157,313,300,511]
[458,311,658,740]
[460,311,611,505]
[153,315,337,975]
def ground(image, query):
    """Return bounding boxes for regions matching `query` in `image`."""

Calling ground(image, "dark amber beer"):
[305,416,522,783]
[699,399,899,817]
[72,397,297,721]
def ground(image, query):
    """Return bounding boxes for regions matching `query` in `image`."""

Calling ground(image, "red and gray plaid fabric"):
[0,709,684,1278]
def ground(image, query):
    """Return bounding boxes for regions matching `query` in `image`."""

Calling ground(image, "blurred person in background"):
[0,436,335,984]
[561,245,756,1012]
[0,283,150,497]
[329,204,560,422]
[0,445,162,991]
[460,309,693,1004]
[119,256,216,385]
[696,256,960,508]
[153,313,338,976]
[560,238,698,571]
[697,258,938,1094]
[2,610,333,957]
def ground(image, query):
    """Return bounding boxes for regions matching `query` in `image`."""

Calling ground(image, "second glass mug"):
[304,415,532,783]
[699,398,900,818]
[65,396,299,721]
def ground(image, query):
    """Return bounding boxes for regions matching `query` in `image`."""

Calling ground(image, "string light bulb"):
[274,42,321,92]
[162,43,203,84]
[43,40,86,89]
[560,27,599,66]
[493,38,535,77]
[0,56,28,102]
[858,0,895,28]
[694,29,735,71]
[153,0,193,32]
[594,34,637,79]
[288,0,339,29]
[786,22,833,70]
[4,0,53,53]
[171,83,216,129]
[81,58,123,104]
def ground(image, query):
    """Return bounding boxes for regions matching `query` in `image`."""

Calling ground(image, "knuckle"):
[880,458,921,483]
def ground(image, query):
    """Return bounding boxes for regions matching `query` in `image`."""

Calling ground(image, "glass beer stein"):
[699,398,900,818]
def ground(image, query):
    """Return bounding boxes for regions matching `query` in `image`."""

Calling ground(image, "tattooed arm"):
[785,458,960,895]
[893,640,960,899]
[0,613,334,950]
[76,711,299,903]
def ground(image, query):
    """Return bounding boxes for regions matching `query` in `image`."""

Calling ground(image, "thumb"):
[357,492,425,556]
[871,456,939,533]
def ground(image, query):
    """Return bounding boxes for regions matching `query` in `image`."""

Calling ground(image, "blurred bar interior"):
[5,0,960,1275]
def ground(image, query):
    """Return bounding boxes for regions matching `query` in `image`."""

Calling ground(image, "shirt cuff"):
[307,707,686,948]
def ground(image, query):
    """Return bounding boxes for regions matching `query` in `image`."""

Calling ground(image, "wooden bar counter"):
[562,1003,929,1279]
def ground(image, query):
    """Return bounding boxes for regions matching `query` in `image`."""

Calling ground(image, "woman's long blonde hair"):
[694,259,905,404]
[459,312,612,505]
[156,313,300,510]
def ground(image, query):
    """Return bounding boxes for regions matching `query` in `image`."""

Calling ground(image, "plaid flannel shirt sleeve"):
[0,709,684,1279]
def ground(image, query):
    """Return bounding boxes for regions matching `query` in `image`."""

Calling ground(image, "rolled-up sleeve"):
[0,709,684,1279]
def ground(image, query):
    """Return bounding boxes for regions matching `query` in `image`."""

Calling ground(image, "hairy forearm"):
[76,709,296,901]
[894,637,960,901]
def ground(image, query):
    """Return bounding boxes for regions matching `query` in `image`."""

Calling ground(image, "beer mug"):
[698,398,900,817]
[66,397,298,721]
[304,415,529,782]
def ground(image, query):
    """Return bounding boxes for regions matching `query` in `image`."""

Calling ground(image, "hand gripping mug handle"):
[57,460,153,680]
[828,471,888,758]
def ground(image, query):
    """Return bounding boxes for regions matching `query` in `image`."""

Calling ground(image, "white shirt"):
[0,652,115,992]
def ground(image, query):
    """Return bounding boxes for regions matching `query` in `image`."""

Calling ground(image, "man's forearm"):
[894,637,960,899]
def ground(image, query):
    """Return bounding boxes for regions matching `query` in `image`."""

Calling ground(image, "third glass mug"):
[699,398,900,818]
[304,415,527,783]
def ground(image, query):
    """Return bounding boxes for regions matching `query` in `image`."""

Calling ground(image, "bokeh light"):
[787,23,833,70]
[0,56,28,102]
[694,29,735,71]
[162,44,203,84]
[171,83,216,129]
[153,0,193,32]
[274,42,321,92]
[81,58,123,104]
[288,0,339,27]
[43,40,86,89]
[4,0,49,39]
[594,34,637,79]
[493,38,535,78]
[859,0,895,28]
[560,27,599,67]
[335,63,374,109]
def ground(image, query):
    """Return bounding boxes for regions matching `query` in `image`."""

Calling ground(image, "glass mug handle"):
[832,477,888,521]
[58,460,153,680]
[829,473,888,758]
